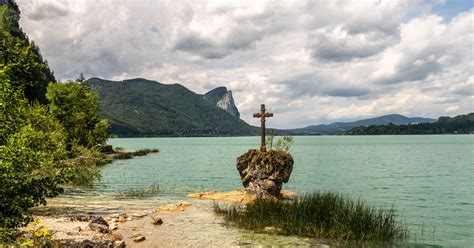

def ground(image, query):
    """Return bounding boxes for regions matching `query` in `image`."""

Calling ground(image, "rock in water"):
[236,149,293,197]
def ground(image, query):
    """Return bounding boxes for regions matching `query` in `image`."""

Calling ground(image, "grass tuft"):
[214,191,408,243]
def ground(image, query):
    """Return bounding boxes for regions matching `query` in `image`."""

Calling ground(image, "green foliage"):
[19,218,55,247]
[1,82,67,229]
[266,133,294,153]
[346,113,474,135]
[85,78,256,137]
[265,131,276,151]
[46,81,110,151]
[214,192,408,243]
[1,1,109,232]
[0,3,55,103]
[274,135,294,152]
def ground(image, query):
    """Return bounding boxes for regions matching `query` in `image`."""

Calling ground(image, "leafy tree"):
[0,2,55,103]
[46,81,109,153]
[1,80,67,229]
[0,1,107,232]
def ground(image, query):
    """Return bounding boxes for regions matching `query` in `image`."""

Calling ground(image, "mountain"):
[345,113,474,135]
[203,87,240,118]
[281,114,436,135]
[85,78,256,137]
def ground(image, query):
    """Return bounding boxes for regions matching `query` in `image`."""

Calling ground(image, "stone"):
[132,213,147,218]
[115,240,126,248]
[151,216,163,225]
[236,149,293,197]
[175,201,192,207]
[111,223,118,230]
[89,223,109,233]
[133,235,146,242]
[88,216,109,233]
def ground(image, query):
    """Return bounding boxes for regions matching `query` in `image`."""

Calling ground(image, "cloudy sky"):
[17,0,473,128]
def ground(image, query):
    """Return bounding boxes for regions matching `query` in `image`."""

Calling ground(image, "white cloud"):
[16,0,473,128]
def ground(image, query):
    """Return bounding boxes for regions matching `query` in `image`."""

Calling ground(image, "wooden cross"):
[253,104,273,152]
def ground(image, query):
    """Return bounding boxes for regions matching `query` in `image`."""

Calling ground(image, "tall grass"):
[214,191,408,243]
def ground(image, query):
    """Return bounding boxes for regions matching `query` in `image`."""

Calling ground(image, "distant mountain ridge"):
[85,78,255,137]
[280,114,436,135]
[345,113,473,135]
[203,87,240,118]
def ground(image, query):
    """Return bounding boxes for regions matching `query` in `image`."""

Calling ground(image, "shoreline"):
[26,190,322,247]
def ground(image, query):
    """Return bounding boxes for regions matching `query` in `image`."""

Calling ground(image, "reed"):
[214,191,408,243]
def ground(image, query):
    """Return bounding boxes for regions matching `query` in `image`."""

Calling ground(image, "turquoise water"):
[60,135,473,246]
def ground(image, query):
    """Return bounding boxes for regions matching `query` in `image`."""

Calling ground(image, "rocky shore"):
[25,201,192,247]
[24,190,318,247]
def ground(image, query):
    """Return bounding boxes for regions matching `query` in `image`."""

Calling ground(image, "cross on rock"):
[253,104,273,152]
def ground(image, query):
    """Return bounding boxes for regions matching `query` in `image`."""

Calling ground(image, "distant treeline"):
[345,113,474,135]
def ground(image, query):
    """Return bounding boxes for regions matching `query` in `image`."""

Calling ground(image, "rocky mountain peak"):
[204,87,240,119]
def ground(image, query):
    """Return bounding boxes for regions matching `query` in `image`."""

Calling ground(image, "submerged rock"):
[236,149,293,197]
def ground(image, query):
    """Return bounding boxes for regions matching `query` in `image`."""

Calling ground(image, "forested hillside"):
[86,78,256,137]
[345,113,474,135]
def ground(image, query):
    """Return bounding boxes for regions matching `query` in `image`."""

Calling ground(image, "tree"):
[46,81,109,153]
[1,80,67,228]
[0,2,55,103]
[76,72,85,83]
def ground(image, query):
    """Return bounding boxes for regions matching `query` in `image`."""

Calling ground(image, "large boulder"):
[236,149,293,197]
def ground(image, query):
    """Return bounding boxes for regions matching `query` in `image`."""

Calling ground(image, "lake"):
[49,135,473,246]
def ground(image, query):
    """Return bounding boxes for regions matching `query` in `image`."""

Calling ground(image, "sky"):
[16,0,473,128]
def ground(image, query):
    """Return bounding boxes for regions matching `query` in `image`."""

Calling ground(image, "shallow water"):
[48,135,474,246]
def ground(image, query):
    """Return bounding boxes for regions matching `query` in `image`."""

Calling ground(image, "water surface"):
[50,135,473,246]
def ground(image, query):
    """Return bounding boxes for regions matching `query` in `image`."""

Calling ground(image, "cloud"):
[15,0,473,128]
[19,0,68,20]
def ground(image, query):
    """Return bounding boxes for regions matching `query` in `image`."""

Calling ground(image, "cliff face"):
[216,90,240,118]
[204,87,240,119]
